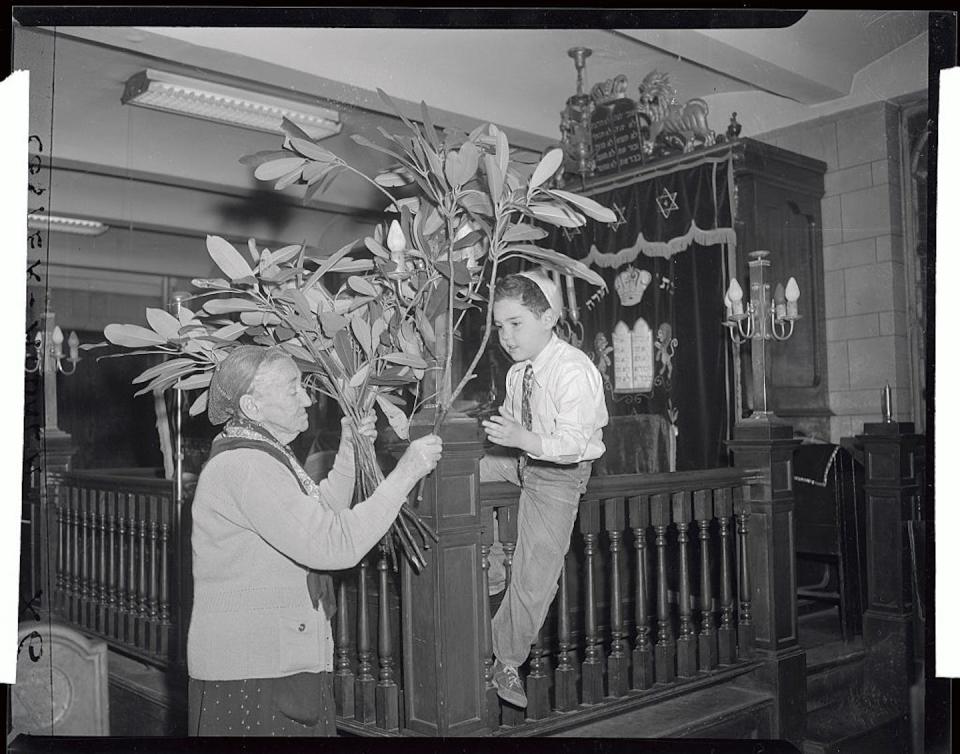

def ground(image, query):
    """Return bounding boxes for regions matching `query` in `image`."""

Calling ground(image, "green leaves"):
[288,138,339,164]
[104,323,168,348]
[145,308,182,340]
[525,203,586,228]
[253,157,307,181]
[528,148,564,196]
[549,189,617,223]
[206,236,255,282]
[444,140,479,188]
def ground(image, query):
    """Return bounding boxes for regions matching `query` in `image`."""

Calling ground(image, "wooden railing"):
[333,466,764,735]
[51,470,190,669]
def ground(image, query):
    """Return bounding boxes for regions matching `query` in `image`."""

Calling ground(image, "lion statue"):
[637,71,715,153]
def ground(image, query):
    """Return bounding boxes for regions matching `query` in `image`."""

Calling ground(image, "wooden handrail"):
[480,467,764,508]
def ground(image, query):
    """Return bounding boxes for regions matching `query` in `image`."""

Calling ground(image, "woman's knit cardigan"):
[187,435,407,680]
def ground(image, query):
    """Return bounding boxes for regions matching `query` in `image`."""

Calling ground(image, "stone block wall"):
[754,101,915,441]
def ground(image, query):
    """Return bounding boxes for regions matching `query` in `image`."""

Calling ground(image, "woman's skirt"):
[188,671,336,736]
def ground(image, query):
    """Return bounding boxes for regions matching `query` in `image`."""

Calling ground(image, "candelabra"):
[722,250,800,420]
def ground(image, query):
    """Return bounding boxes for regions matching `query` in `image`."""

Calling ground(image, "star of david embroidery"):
[656,187,679,219]
[610,202,627,232]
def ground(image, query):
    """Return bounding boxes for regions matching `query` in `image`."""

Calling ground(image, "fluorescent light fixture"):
[122,69,342,140]
[27,214,109,236]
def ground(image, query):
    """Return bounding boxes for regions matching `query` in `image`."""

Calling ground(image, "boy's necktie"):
[518,363,534,483]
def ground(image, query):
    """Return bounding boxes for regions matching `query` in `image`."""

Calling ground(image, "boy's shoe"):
[493,659,527,708]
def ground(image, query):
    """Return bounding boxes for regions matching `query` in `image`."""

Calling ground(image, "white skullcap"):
[517,268,563,314]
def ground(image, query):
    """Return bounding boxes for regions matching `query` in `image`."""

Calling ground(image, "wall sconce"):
[722,250,800,420]
[26,313,80,376]
[122,69,342,140]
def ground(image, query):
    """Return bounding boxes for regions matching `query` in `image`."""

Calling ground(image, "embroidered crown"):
[614,266,652,307]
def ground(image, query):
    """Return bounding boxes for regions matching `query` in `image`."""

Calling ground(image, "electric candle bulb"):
[774,282,787,320]
[727,278,744,316]
[68,331,80,362]
[386,220,406,254]
[785,277,800,318]
[52,325,64,357]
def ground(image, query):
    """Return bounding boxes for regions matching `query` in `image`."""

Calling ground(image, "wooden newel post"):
[856,421,921,713]
[400,409,489,735]
[727,419,805,746]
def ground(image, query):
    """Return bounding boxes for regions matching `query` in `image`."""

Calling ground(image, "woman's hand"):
[392,434,443,487]
[341,413,378,445]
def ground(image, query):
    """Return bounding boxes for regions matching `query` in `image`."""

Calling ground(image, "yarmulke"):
[517,268,563,314]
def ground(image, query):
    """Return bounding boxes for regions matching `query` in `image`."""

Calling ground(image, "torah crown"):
[591,74,630,105]
[614,266,652,307]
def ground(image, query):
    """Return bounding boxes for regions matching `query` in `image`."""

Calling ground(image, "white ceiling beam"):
[614,28,849,105]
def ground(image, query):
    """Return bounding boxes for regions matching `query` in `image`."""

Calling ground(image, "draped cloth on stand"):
[554,152,736,472]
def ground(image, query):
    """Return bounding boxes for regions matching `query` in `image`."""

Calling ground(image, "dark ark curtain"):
[552,155,736,472]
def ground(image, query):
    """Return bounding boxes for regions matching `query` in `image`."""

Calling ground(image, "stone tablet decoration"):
[13,622,110,735]
[612,318,654,393]
[590,75,647,176]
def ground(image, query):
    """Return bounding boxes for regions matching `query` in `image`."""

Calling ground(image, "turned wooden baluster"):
[147,496,160,654]
[554,555,578,711]
[137,494,149,649]
[125,494,139,643]
[106,491,119,641]
[526,629,551,720]
[95,490,108,633]
[629,495,653,690]
[57,487,70,615]
[734,485,754,657]
[375,542,399,731]
[673,491,697,677]
[694,489,717,671]
[605,496,629,697]
[496,505,525,727]
[334,577,356,717]
[115,493,127,638]
[53,494,66,609]
[158,498,171,658]
[354,556,376,723]
[580,498,604,703]
[715,487,736,665]
[651,493,675,684]
[79,487,91,627]
[117,494,131,643]
[70,487,80,623]
[479,506,499,727]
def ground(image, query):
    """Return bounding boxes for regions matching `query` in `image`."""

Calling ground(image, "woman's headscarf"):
[207,345,288,425]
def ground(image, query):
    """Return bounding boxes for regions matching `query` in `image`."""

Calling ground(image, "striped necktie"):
[518,363,534,483]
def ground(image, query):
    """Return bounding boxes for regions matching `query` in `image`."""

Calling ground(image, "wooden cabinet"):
[733,139,829,437]
[573,138,830,440]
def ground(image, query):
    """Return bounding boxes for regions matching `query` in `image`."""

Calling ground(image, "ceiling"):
[56,11,929,149]
[13,11,931,278]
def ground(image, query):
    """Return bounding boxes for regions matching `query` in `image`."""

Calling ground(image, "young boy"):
[481,269,608,708]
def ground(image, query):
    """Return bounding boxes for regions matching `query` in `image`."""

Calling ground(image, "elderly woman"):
[187,345,442,736]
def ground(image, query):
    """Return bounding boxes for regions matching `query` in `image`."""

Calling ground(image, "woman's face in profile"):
[249,358,312,439]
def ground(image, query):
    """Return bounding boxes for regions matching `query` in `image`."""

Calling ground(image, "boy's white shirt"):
[502,333,608,464]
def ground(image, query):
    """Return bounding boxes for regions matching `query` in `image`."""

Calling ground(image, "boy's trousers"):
[480,452,592,669]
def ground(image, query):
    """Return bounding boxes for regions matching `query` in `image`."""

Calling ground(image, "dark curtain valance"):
[578,153,736,267]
